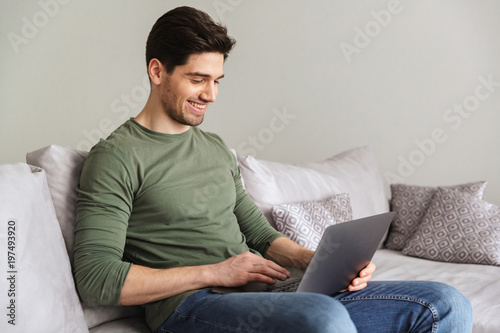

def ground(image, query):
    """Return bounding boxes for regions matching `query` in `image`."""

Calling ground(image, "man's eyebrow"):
[186,72,225,79]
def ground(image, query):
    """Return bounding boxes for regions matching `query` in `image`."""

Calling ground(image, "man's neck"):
[135,99,190,135]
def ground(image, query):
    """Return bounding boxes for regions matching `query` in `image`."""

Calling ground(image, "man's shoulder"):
[104,118,137,145]
[86,120,139,164]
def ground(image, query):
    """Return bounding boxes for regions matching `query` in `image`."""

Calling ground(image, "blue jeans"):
[156,281,473,333]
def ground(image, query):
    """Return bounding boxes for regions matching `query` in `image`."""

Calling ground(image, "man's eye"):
[192,79,203,84]
[215,80,220,85]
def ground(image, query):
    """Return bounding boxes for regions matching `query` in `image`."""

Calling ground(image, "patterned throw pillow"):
[271,193,352,250]
[402,187,500,266]
[385,182,487,251]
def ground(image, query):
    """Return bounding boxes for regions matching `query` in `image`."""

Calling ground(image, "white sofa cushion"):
[26,145,145,330]
[89,317,151,333]
[237,146,389,228]
[0,163,88,333]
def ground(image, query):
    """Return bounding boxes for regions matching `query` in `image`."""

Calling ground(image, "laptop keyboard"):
[264,278,302,293]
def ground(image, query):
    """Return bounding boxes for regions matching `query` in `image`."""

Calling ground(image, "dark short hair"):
[146,6,236,73]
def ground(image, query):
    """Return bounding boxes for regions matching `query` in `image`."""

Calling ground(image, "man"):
[74,6,473,333]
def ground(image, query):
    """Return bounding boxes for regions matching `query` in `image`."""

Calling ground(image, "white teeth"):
[188,101,206,109]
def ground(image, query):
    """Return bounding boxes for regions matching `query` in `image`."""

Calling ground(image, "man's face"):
[160,52,225,128]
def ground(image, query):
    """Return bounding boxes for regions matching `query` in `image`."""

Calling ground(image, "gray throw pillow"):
[385,182,487,251]
[271,193,352,250]
[402,187,500,266]
[26,145,88,264]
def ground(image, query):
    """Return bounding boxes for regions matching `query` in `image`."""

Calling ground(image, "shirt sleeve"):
[229,154,284,256]
[73,142,135,306]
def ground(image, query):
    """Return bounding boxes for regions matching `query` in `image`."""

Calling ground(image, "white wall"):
[1,0,499,204]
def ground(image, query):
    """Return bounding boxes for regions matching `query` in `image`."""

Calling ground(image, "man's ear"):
[148,58,164,86]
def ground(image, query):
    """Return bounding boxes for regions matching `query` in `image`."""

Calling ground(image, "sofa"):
[0,144,498,333]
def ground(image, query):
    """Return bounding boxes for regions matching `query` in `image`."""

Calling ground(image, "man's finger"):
[348,282,367,292]
[267,260,291,278]
[360,262,376,276]
[254,260,289,280]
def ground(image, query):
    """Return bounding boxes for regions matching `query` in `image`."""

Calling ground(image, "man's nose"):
[200,82,217,103]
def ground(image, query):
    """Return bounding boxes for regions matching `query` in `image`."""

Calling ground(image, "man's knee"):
[289,293,356,333]
[417,281,473,332]
[432,282,472,320]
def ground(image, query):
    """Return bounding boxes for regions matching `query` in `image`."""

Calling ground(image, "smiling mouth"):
[187,100,207,111]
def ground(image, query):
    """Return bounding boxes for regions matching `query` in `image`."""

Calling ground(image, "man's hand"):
[210,251,290,287]
[345,261,376,292]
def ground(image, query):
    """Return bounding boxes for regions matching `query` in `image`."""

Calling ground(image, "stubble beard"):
[161,95,204,127]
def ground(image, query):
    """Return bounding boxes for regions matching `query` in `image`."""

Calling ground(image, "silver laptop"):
[212,211,395,295]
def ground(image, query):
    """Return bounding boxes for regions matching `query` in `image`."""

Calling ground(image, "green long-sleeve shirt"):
[73,119,282,332]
